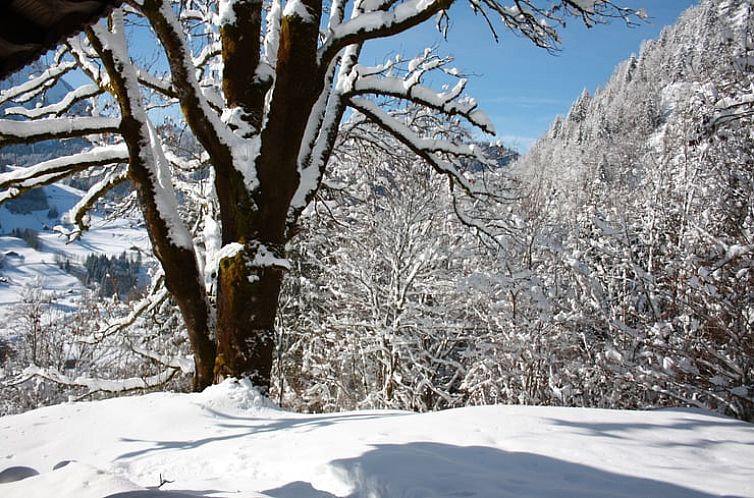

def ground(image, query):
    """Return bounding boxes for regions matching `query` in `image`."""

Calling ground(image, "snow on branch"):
[66,167,129,233]
[138,117,197,250]
[0,61,77,106]
[326,0,347,31]
[345,53,495,134]
[89,12,197,252]
[136,69,178,99]
[350,97,484,161]
[163,149,207,171]
[179,3,211,23]
[0,144,129,203]
[450,192,508,250]
[0,116,120,146]
[4,365,182,397]
[66,36,107,86]
[349,97,486,196]
[80,284,171,344]
[289,54,351,221]
[4,84,102,119]
[193,41,222,69]
[263,0,283,67]
[139,0,234,161]
[129,345,195,374]
[319,0,452,66]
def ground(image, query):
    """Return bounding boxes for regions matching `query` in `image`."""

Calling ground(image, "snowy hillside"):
[0,379,752,498]
[0,182,150,311]
[503,0,753,419]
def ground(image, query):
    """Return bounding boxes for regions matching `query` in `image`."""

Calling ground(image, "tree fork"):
[213,2,323,388]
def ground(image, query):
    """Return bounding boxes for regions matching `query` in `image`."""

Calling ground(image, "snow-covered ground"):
[1,379,752,498]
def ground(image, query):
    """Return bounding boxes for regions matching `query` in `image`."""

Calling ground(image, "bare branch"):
[470,0,643,51]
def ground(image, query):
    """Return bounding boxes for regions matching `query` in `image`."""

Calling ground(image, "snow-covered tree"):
[0,0,640,392]
[510,0,754,420]
[0,284,192,415]
[274,111,510,411]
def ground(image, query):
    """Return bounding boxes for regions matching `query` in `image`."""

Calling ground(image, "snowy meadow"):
[2,379,753,498]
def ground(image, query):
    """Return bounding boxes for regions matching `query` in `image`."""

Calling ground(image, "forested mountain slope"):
[510,0,753,420]
[2,0,751,423]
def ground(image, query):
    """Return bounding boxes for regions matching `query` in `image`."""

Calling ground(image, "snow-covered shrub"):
[0,285,191,416]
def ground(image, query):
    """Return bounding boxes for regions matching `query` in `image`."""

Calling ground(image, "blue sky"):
[62,1,698,153]
[364,0,699,152]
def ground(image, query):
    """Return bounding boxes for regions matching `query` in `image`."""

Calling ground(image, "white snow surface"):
[282,0,315,23]
[0,183,150,312]
[1,378,752,498]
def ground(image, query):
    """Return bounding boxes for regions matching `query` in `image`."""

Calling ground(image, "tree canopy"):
[0,0,641,391]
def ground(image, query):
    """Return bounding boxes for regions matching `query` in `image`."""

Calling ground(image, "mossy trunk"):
[214,249,285,390]
[211,0,323,391]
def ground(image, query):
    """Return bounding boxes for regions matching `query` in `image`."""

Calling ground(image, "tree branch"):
[0,61,77,106]
[67,168,130,232]
[0,116,120,146]
[4,85,103,119]
[318,0,452,68]
[0,145,129,202]
[345,55,494,133]
[4,365,183,397]
[139,0,232,163]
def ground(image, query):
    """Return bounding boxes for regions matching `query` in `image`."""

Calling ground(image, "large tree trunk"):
[212,0,322,389]
[214,250,285,390]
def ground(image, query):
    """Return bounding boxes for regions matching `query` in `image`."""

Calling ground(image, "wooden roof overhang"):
[0,0,122,80]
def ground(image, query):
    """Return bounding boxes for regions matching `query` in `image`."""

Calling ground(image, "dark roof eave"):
[0,0,124,81]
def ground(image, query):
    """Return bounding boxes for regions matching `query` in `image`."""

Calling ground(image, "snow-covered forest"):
[1,0,753,495]
[0,0,751,421]
[0,0,644,397]
[508,0,754,421]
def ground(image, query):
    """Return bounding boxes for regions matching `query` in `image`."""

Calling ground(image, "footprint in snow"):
[0,466,39,483]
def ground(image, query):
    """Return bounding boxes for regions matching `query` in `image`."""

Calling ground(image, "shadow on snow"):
[262,442,744,498]
[110,408,748,498]
[115,410,408,460]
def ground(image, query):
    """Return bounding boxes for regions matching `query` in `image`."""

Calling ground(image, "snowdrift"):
[1,379,752,497]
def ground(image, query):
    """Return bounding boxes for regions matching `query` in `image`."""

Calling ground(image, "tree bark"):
[88,24,216,391]
[213,1,323,390]
[214,249,284,390]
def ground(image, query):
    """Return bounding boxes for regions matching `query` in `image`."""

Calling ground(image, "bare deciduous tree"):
[0,0,638,391]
